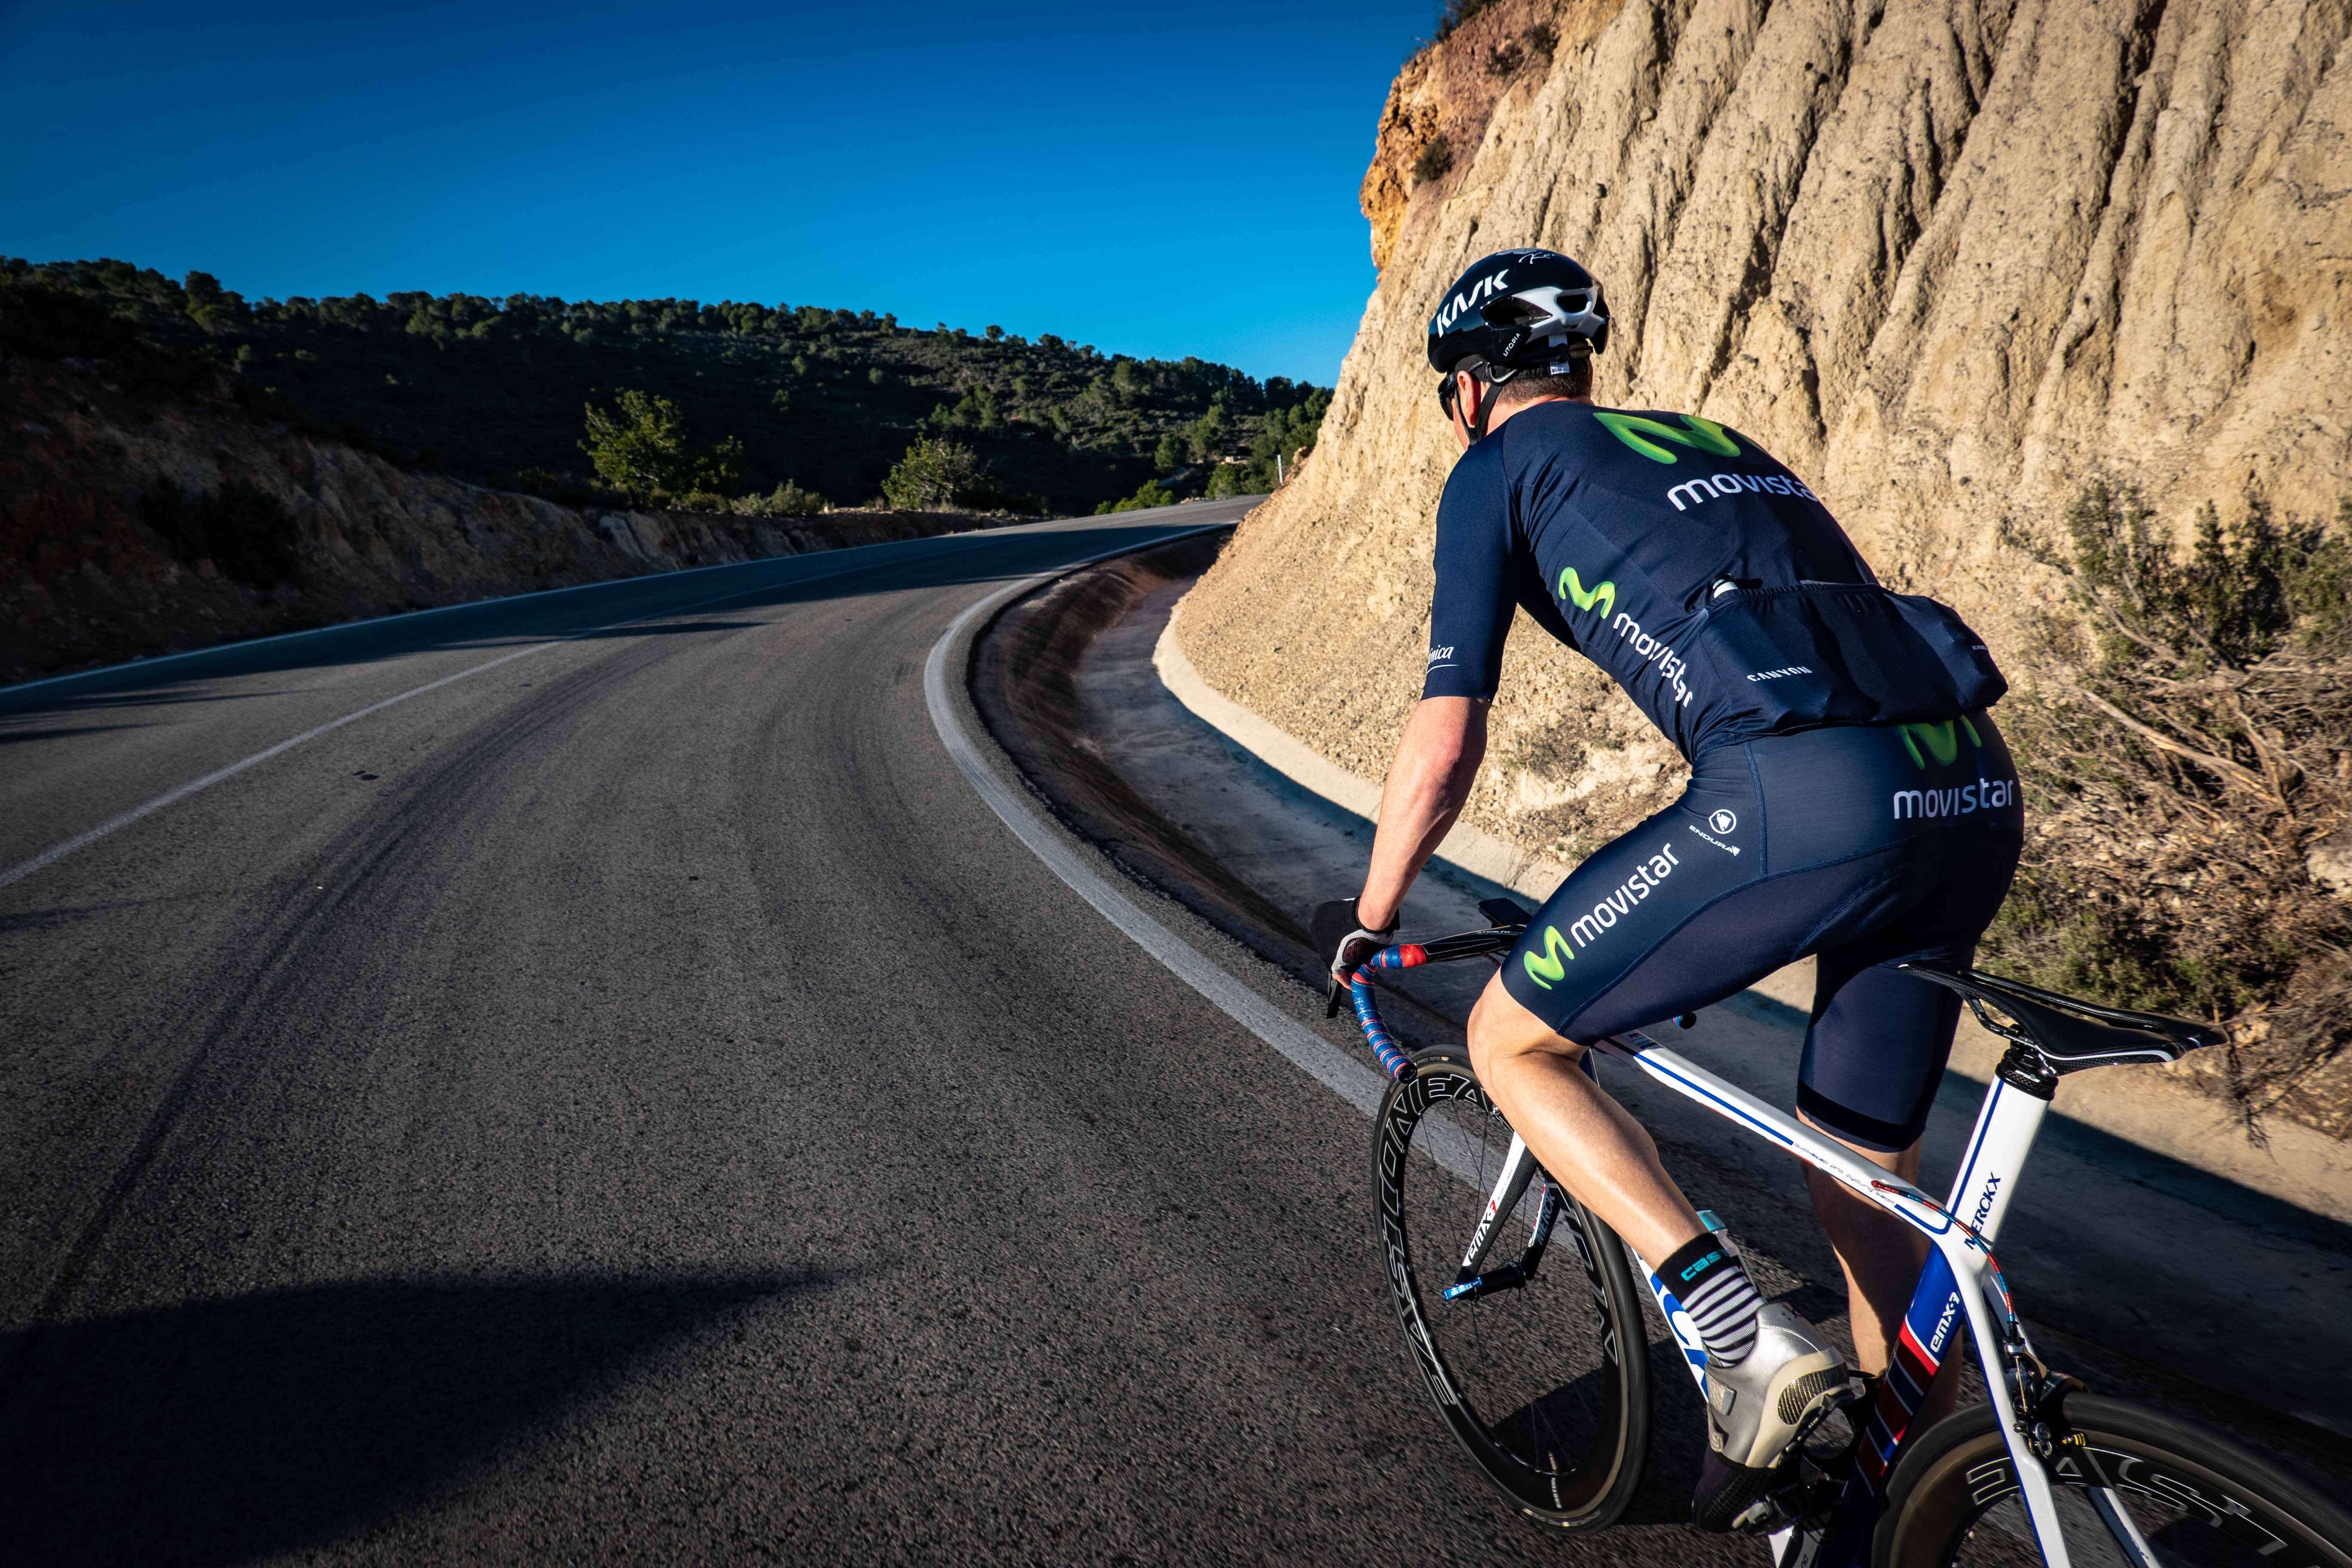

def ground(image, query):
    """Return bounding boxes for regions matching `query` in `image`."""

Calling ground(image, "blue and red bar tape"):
[1350,943,1427,1080]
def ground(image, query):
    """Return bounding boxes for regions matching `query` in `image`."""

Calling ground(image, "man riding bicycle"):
[1314,248,2021,1531]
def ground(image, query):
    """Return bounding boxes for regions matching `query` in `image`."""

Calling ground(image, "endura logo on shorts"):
[1747,665,1813,683]
[1667,472,1820,512]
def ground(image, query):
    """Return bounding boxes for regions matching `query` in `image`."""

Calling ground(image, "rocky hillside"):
[1176,0,2352,1128]
[0,354,984,685]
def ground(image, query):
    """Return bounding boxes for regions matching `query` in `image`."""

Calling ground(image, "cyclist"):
[1314,248,2022,1530]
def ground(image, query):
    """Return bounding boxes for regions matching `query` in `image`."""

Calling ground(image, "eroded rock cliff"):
[1180,0,2352,873]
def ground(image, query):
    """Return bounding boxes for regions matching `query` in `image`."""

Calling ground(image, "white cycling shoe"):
[1691,1302,1848,1531]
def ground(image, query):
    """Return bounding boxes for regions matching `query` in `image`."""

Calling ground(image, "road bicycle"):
[1345,897,2352,1566]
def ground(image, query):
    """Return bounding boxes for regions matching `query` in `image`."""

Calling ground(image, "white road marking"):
[924,530,1403,1127]
[1,537,1002,892]
[0,642,553,892]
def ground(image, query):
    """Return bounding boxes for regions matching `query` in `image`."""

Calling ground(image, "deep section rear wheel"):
[1373,1051,1649,1529]
[1876,1391,2352,1567]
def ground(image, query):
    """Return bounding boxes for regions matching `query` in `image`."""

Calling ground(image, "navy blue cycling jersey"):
[1421,401,1998,759]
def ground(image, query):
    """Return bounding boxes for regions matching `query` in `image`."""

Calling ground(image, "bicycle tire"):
[1373,1050,1650,1530]
[1875,1390,2352,1567]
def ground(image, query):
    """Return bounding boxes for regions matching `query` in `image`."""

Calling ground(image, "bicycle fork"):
[1440,1131,1563,1304]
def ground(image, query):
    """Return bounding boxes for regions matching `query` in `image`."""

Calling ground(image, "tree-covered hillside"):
[0,258,1327,516]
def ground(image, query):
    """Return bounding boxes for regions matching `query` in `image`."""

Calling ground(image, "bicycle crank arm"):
[1441,1262,1529,1302]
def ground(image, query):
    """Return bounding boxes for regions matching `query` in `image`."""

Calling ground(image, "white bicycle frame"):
[1458,1026,2084,1567]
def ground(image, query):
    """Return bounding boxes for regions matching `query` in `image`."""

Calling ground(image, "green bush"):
[1185,397,1231,463]
[1985,484,2352,1135]
[881,437,986,510]
[1212,462,1276,499]
[734,480,827,517]
[579,389,739,503]
[1094,478,1175,515]
[924,384,1004,435]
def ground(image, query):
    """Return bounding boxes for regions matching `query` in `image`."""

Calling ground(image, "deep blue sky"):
[0,1,1438,384]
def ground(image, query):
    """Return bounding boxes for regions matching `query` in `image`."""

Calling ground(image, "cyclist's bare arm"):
[1354,696,1710,1267]
[1355,696,1488,930]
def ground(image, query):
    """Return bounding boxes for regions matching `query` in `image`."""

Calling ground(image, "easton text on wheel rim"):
[1373,1055,1649,1529]
[1877,1393,2352,1568]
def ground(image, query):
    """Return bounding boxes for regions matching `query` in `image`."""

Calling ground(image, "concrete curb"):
[1152,618,1576,898]
[1155,610,2352,1225]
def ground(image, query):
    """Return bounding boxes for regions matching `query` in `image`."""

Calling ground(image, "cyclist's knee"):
[1468,975,1582,1079]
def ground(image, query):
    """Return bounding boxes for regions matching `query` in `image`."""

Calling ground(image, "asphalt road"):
[0,508,1764,1565]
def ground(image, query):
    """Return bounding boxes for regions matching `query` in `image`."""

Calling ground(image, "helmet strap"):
[1466,366,1517,443]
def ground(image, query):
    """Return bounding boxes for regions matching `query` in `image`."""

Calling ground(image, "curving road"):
[0,509,1755,1565]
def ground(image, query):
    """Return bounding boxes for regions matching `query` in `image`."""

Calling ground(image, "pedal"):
[1727,1374,1871,1538]
[1732,1449,1841,1538]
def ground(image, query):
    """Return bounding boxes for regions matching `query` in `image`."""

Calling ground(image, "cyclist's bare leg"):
[1801,1124,1960,1425]
[1466,973,1706,1266]
[1469,977,1954,1417]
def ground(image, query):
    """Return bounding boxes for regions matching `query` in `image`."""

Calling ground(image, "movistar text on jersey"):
[1892,773,2018,820]
[1668,472,1820,512]
[1609,612,1694,708]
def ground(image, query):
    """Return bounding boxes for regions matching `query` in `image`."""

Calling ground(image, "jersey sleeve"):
[1421,444,1519,701]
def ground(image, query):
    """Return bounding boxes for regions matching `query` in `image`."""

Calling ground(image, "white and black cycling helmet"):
[1427,248,1609,435]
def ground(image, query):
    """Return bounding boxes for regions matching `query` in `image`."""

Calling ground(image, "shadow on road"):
[0,1268,829,1565]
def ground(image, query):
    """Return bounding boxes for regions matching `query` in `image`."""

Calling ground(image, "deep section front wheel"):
[1876,1390,2352,1567]
[1373,1051,1650,1529]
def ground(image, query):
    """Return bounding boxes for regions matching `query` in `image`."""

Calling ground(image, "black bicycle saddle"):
[1899,959,2226,1074]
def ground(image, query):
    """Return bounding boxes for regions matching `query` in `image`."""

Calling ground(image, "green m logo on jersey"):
[1595,411,1743,465]
[1897,715,1984,769]
[1559,568,1616,619]
[1522,925,1577,989]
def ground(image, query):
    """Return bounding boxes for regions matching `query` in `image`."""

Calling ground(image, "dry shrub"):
[1986,486,2352,1140]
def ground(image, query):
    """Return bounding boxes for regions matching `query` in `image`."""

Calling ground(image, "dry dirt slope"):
[0,355,987,685]
[1177,0,2350,867]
